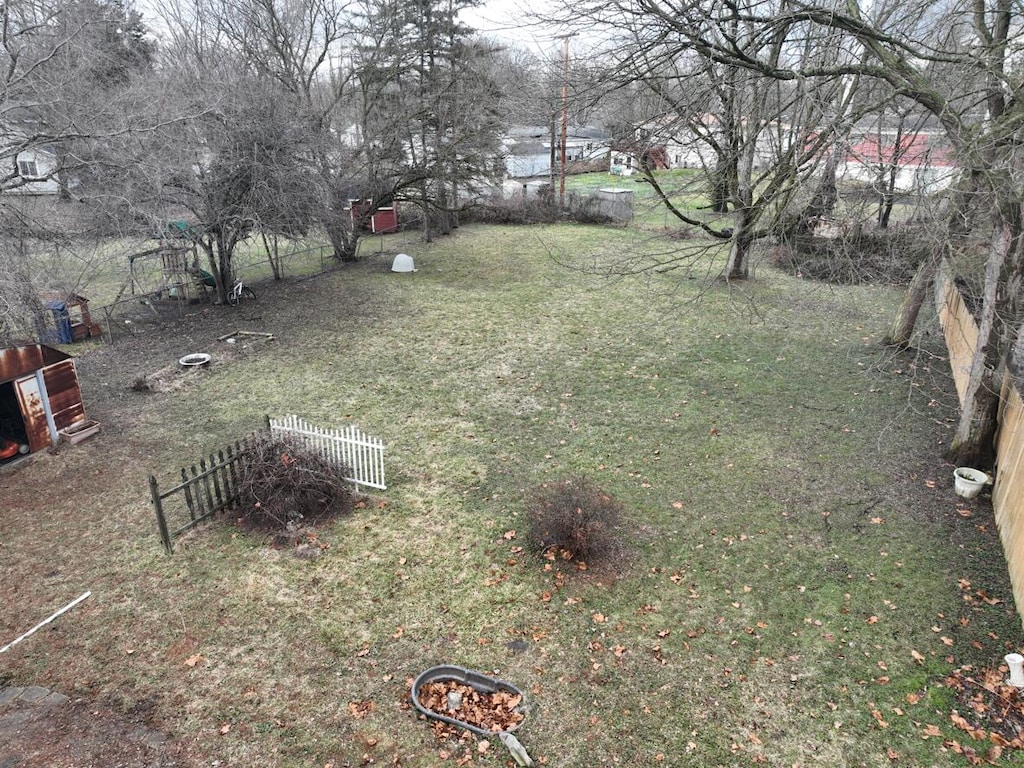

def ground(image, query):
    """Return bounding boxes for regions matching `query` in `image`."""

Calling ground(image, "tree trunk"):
[436,187,452,236]
[785,146,839,240]
[946,206,1024,466]
[261,231,282,280]
[885,170,979,345]
[322,196,359,261]
[55,145,72,202]
[709,153,734,213]
[877,162,898,229]
[884,253,939,347]
[420,181,433,243]
[725,208,753,280]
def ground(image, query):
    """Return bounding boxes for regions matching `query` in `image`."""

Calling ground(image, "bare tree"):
[569,0,869,279]
[562,0,1024,464]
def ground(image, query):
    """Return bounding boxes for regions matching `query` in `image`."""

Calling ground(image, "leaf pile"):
[946,665,1024,756]
[417,680,525,734]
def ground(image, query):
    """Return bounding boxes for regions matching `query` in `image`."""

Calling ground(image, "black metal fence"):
[149,437,256,553]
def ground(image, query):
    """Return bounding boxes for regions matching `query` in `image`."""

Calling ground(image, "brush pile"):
[235,434,354,530]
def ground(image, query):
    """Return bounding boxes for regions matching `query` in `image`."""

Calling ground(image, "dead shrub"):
[234,434,356,531]
[463,194,564,225]
[525,476,626,566]
[770,227,931,285]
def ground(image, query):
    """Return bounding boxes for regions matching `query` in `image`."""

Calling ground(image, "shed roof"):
[0,344,73,383]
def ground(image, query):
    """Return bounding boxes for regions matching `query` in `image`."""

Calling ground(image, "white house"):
[503,125,610,179]
[610,113,780,174]
[1,122,63,196]
[839,131,956,195]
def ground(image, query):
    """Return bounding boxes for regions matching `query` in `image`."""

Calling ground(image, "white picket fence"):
[269,414,386,490]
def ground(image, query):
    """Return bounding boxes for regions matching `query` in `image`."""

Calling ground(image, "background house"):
[1,120,64,195]
[839,131,956,194]
[610,113,778,174]
[503,125,610,179]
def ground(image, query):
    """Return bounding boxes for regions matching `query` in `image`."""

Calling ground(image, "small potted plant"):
[953,467,991,499]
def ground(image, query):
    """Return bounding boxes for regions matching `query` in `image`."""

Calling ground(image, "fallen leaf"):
[219,723,231,734]
[184,654,203,667]
[592,612,606,623]
[503,530,516,540]
[911,649,925,663]
[866,616,879,625]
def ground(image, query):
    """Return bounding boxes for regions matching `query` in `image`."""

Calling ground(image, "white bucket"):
[953,467,990,499]
[392,253,416,273]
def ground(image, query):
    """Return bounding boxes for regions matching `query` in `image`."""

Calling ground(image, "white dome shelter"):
[391,253,416,273]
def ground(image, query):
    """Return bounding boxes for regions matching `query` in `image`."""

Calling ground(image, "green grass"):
[1,221,1018,767]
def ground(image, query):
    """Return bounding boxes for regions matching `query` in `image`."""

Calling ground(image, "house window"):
[17,159,39,178]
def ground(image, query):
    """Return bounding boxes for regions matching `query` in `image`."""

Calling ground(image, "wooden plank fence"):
[150,416,385,553]
[269,415,387,491]
[936,261,1024,626]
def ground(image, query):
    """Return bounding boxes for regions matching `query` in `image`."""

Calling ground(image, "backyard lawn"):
[0,222,1017,767]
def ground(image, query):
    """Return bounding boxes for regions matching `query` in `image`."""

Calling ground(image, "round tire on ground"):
[241,286,256,301]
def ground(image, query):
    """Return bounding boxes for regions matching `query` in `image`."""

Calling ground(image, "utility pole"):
[557,33,577,207]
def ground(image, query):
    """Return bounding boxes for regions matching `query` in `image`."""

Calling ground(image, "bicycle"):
[227,276,256,306]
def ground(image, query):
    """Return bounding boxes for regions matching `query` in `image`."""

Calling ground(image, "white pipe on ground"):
[0,591,92,653]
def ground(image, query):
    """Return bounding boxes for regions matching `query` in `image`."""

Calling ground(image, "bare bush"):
[463,191,613,226]
[525,476,626,566]
[770,227,932,285]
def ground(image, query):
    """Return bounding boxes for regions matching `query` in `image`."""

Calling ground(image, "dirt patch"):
[0,688,187,767]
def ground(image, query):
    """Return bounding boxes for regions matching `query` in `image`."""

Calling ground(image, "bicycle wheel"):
[227,289,239,306]
[241,286,256,301]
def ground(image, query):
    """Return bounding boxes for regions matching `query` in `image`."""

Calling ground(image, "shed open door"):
[15,375,51,452]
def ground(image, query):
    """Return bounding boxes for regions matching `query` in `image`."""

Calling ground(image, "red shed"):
[348,199,399,234]
[0,344,95,460]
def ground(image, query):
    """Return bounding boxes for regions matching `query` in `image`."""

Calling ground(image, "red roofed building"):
[841,131,957,195]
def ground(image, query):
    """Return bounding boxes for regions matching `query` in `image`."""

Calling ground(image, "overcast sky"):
[459,0,565,55]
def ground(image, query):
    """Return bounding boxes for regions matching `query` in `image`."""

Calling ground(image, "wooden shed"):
[39,293,102,343]
[0,344,95,459]
[348,199,399,234]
